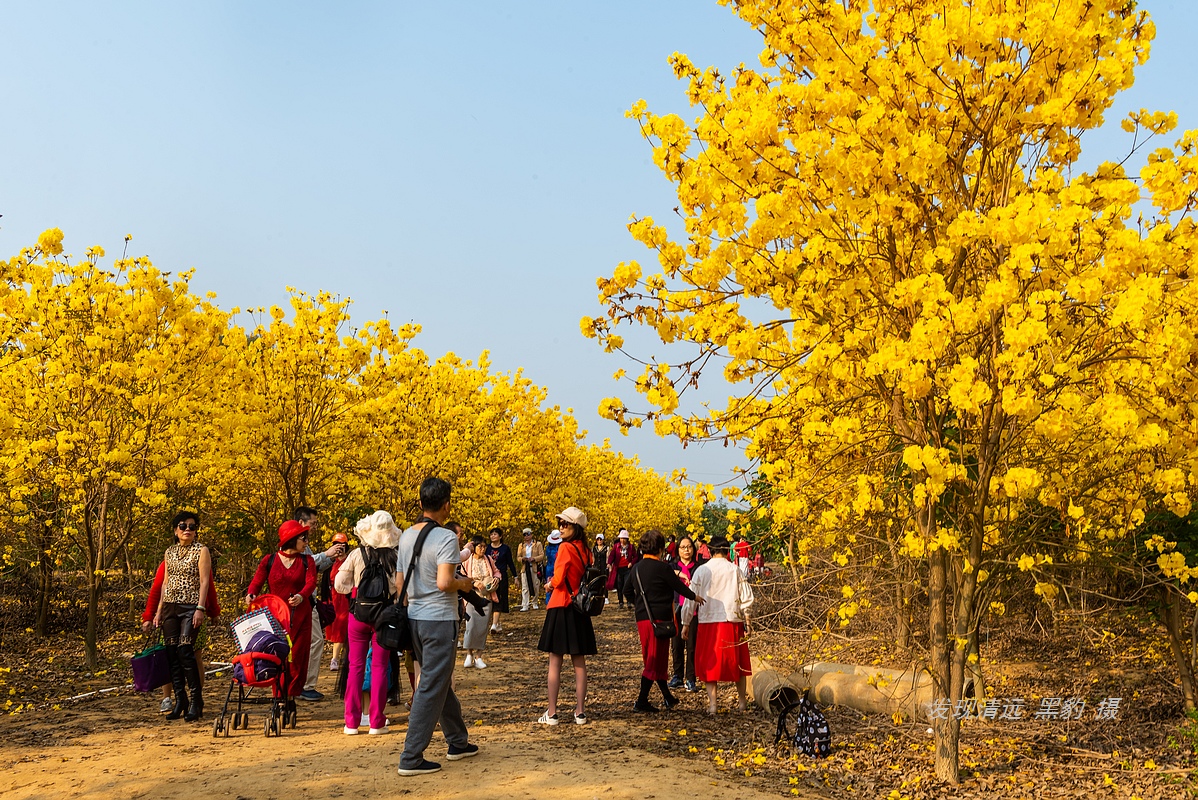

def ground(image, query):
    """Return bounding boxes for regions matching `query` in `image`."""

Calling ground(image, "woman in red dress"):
[246,519,317,700]
[325,532,351,671]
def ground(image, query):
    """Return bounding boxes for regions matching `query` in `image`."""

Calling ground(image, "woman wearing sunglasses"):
[536,507,596,725]
[151,511,212,721]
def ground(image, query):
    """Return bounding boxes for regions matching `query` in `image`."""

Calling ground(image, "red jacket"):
[142,561,221,622]
[548,540,592,609]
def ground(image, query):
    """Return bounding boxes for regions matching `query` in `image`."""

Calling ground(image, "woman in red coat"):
[246,519,317,700]
[325,532,351,670]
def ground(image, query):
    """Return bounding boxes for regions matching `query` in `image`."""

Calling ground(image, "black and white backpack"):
[351,546,397,625]
[775,694,832,758]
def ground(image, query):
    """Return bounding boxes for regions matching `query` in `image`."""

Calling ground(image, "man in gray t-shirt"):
[397,520,461,621]
[395,477,478,776]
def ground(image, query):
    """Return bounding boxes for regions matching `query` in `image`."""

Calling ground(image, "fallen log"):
[791,661,937,721]
[747,656,803,714]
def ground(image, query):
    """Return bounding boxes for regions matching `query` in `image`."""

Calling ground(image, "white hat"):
[355,510,402,549]
[595,533,605,540]
[522,527,534,535]
[547,531,563,544]
[555,506,588,529]
[618,530,630,540]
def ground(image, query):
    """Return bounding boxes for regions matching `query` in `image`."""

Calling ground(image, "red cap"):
[332,532,348,544]
[278,519,310,550]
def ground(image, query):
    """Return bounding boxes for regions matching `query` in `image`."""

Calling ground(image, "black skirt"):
[537,605,597,656]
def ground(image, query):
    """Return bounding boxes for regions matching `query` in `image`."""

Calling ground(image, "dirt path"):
[2,604,804,800]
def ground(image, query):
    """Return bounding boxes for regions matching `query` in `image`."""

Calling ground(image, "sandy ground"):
[2,604,799,800]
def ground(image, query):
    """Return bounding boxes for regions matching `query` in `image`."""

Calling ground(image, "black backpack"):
[351,546,397,626]
[775,695,832,758]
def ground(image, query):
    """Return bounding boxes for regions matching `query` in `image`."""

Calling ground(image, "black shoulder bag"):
[374,520,438,652]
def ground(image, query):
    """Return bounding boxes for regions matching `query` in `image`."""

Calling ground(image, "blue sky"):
[1,1,1194,486]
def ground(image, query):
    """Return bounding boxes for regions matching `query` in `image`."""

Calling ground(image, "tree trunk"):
[893,546,911,650]
[1162,585,1197,712]
[928,546,960,783]
[84,483,111,669]
[896,579,912,650]
[35,516,54,637]
[85,567,100,669]
[35,551,52,637]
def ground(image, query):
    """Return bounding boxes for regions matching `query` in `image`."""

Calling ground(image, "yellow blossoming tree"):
[0,233,229,665]
[586,0,1198,782]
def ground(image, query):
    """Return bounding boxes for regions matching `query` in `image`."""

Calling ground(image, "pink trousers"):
[344,614,390,730]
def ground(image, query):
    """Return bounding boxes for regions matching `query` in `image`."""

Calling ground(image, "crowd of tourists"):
[142,477,759,776]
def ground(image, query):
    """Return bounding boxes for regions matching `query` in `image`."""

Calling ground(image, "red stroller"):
[213,594,295,737]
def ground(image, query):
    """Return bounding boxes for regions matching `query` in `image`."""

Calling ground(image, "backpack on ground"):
[775,694,832,758]
[351,546,396,626]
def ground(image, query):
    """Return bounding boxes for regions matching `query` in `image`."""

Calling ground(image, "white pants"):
[519,566,541,610]
[305,607,325,691]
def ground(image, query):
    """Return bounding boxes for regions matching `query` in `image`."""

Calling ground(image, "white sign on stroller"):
[231,607,284,653]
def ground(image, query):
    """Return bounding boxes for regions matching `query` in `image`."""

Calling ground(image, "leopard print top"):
[163,543,203,604]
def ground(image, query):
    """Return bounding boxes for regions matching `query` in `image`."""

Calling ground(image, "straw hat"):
[355,510,402,549]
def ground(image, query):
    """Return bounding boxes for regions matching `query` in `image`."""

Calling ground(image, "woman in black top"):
[627,530,703,712]
[485,527,516,632]
[591,533,610,605]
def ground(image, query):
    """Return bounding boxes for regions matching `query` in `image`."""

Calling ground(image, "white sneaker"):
[519,606,529,612]
[490,624,502,633]
[369,724,390,735]
[474,658,487,669]
[536,711,559,725]
[329,658,340,671]
[532,603,539,610]
[463,654,474,668]
[343,725,360,735]
[604,598,609,605]
[159,696,174,713]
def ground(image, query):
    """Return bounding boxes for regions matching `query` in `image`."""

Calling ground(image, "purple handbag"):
[131,639,170,692]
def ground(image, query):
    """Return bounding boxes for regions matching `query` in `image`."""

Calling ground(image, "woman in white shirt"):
[681,534,753,715]
[333,510,401,735]
[461,536,501,668]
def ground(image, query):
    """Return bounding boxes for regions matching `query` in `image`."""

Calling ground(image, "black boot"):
[164,644,189,720]
[657,679,678,710]
[179,643,203,722]
[633,676,658,712]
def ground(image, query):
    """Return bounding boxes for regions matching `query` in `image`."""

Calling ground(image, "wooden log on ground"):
[747,656,803,714]
[790,661,936,721]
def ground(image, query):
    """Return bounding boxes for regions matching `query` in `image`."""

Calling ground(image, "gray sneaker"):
[159,696,173,713]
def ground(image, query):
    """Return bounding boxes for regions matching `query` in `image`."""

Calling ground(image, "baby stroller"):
[213,594,294,738]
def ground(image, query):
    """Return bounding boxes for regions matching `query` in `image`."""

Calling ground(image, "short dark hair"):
[281,535,304,552]
[419,477,452,511]
[292,506,318,523]
[488,527,503,537]
[170,510,199,530]
[639,529,665,556]
[470,535,485,547]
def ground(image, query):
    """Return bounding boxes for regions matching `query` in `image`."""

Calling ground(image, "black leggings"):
[160,602,198,645]
[615,567,631,605]
[670,614,697,683]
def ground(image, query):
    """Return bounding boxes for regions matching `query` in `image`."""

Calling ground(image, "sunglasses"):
[176,522,198,532]
[557,520,571,528]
